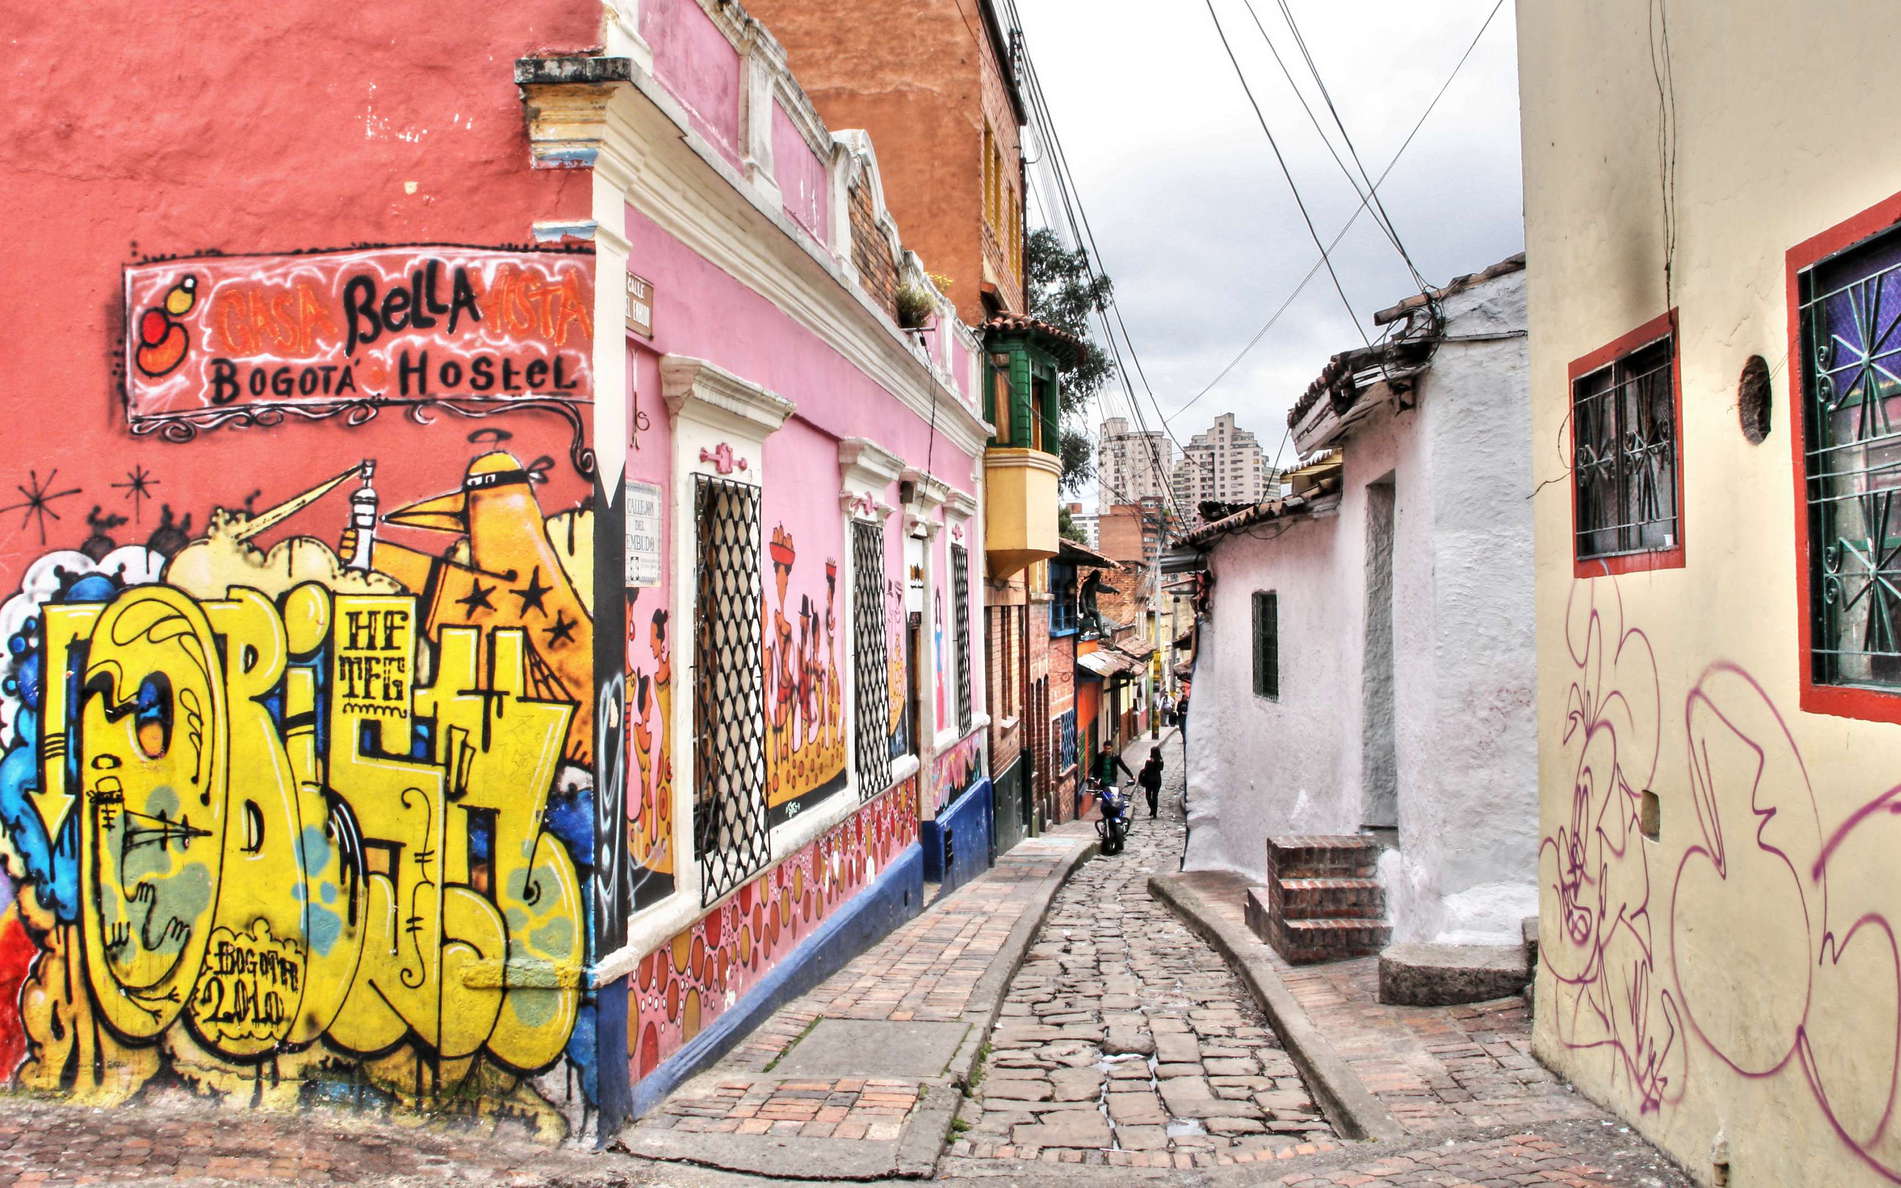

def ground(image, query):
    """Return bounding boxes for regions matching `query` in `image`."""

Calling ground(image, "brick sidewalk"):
[616,829,1094,1178]
[1167,868,1597,1137]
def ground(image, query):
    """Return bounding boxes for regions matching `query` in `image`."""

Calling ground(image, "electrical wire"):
[1262,0,1433,294]
[1016,43,1189,525]
[1202,0,1374,355]
[1015,31,1206,519]
[1233,0,1429,294]
[1166,0,1507,427]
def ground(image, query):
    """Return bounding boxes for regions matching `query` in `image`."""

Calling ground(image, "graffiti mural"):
[932,730,986,816]
[762,525,846,824]
[1543,575,1901,1179]
[628,600,675,911]
[629,779,916,1079]
[1540,577,1684,1114]
[0,452,594,1135]
[885,576,910,761]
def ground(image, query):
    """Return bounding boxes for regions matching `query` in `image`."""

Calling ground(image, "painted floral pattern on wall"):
[629,779,918,1080]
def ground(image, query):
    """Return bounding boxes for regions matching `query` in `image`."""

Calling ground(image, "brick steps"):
[1248,835,1390,964]
[1270,876,1384,919]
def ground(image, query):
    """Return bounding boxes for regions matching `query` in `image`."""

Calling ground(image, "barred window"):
[952,543,973,733]
[1252,590,1278,700]
[692,475,770,904]
[851,519,894,798]
[1802,226,1901,690]
[1573,332,1679,561]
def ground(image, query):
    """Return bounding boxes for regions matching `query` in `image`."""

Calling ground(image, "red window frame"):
[1568,309,1686,578]
[1788,189,1901,723]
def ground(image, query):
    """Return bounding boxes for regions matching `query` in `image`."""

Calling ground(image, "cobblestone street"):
[946,737,1339,1170]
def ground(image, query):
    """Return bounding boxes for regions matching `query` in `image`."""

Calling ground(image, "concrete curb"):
[1147,871,1406,1144]
[911,835,1098,1177]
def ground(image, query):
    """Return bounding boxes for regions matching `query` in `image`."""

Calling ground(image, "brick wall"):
[848,177,899,321]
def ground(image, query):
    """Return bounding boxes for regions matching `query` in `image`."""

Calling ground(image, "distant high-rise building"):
[1064,501,1100,549]
[1097,416,1175,513]
[1173,412,1270,521]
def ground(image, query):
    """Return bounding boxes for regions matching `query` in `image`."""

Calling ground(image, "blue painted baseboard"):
[627,841,925,1120]
[921,777,993,893]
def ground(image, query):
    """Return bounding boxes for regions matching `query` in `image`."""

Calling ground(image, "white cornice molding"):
[946,489,979,519]
[661,354,795,441]
[604,69,992,464]
[839,437,906,488]
[900,466,951,512]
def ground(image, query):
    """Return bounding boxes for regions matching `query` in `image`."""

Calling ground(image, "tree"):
[1025,228,1116,493]
[1058,502,1087,544]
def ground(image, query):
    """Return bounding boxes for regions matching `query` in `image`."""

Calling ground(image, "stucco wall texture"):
[1519,3,1901,1184]
[1185,271,1536,948]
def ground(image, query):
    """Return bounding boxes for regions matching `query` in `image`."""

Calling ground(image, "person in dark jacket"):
[1092,741,1134,789]
[1138,746,1165,817]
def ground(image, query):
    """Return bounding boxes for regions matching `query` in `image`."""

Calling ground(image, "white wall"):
[1185,269,1537,946]
[1184,509,1352,878]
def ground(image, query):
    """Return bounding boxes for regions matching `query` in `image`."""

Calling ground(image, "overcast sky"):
[1013,0,1523,479]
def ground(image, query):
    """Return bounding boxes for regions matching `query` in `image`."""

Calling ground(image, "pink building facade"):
[1,0,991,1141]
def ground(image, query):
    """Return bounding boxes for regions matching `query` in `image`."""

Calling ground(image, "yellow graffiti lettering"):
[44,580,578,1085]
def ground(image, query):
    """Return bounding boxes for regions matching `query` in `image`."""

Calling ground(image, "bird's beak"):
[384,489,469,533]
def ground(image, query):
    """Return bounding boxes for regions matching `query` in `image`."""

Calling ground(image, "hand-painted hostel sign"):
[123,246,594,448]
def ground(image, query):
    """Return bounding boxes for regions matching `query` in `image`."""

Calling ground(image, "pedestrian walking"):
[1138,745,1164,818]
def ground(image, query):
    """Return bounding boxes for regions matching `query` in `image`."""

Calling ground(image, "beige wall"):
[1519,2,1901,1184]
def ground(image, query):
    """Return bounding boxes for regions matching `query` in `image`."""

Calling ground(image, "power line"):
[1262,0,1433,294]
[1015,38,1189,525]
[1202,0,1374,354]
[1016,33,1203,521]
[1166,0,1507,427]
[1232,0,1430,295]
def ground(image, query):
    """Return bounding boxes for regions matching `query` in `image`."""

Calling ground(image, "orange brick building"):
[742,0,1027,324]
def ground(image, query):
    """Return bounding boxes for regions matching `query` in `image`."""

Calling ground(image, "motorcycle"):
[1092,778,1135,856]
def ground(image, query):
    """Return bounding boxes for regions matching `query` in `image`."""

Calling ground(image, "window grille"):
[1573,335,1678,560]
[692,474,771,904]
[952,543,972,733]
[851,519,894,798]
[1252,590,1278,700]
[1802,227,1901,689]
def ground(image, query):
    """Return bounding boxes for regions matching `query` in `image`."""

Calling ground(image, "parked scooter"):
[1092,778,1135,856]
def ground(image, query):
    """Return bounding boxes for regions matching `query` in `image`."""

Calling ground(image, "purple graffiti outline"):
[1671,661,1901,1182]
[1540,576,1686,1114]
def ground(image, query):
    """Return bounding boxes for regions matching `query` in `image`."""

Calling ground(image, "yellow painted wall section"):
[1519,1,1901,1183]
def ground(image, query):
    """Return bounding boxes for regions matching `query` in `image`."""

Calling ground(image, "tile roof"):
[981,313,1087,369]
[1173,473,1343,550]
[1286,251,1526,430]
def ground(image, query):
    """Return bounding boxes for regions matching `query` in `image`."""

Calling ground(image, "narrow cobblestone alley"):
[945,732,1340,1171]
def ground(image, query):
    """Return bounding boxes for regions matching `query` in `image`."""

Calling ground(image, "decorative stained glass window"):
[692,474,771,904]
[850,519,893,799]
[1573,333,1679,561]
[1802,227,1901,690]
[952,543,973,733]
